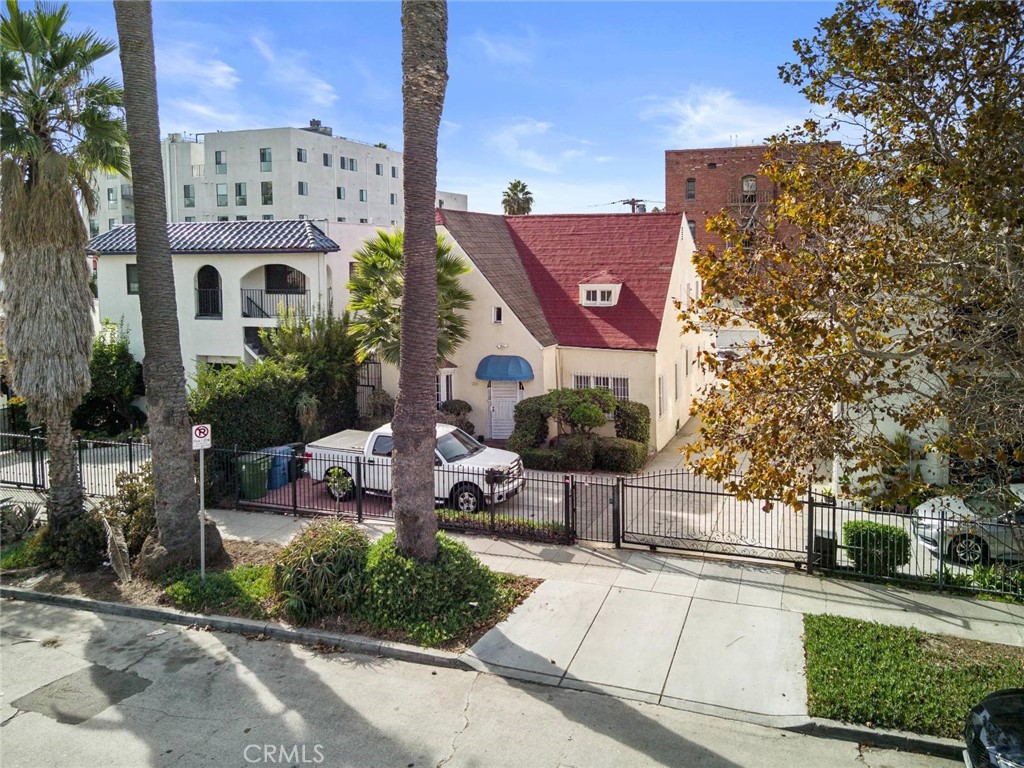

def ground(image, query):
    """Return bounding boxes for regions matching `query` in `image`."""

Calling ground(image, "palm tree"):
[113,0,223,574]
[348,230,472,367]
[502,179,533,215]
[394,0,449,560]
[0,0,129,539]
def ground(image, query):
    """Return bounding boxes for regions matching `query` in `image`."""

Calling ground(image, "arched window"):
[196,265,222,318]
[685,178,696,201]
[741,175,757,204]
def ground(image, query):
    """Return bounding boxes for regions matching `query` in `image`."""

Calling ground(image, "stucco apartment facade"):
[86,121,467,238]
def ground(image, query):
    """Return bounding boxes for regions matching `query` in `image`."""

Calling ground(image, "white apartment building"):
[86,120,468,237]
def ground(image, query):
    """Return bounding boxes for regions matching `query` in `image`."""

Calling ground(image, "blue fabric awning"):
[475,355,534,382]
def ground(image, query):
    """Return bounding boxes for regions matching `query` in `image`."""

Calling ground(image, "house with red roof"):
[379,210,711,451]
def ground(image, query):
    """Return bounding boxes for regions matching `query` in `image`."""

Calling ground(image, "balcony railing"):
[196,288,223,319]
[727,189,774,207]
[241,289,310,319]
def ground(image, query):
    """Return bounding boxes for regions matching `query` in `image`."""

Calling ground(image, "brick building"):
[665,145,780,251]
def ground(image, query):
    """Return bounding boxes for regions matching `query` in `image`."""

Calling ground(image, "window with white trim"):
[435,369,454,408]
[573,373,629,400]
[492,306,503,324]
[323,153,332,167]
[674,363,680,401]
[296,148,307,163]
[579,283,620,306]
[658,375,665,417]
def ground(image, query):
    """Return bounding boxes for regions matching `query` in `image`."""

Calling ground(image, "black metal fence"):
[2,425,1019,600]
[0,428,150,498]
[807,491,1023,600]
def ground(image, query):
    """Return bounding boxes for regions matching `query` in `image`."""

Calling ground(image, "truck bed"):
[307,429,372,453]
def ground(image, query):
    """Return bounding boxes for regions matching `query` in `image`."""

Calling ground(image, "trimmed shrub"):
[55,511,107,571]
[436,410,475,438]
[560,434,595,471]
[614,400,651,445]
[360,531,499,646]
[439,399,472,417]
[508,395,549,453]
[546,388,616,434]
[842,520,912,577]
[594,436,647,473]
[521,447,568,472]
[189,359,307,450]
[96,462,155,557]
[274,519,370,623]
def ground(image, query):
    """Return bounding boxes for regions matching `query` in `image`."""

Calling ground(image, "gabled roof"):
[507,214,682,351]
[87,220,340,255]
[440,211,683,352]
[579,269,622,285]
[437,210,557,347]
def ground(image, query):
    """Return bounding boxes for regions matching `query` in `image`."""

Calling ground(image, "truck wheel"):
[451,483,484,514]
[325,467,355,502]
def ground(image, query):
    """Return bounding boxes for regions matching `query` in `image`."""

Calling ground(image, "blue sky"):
[67,1,834,214]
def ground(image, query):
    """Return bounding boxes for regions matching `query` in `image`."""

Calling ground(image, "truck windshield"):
[436,429,484,462]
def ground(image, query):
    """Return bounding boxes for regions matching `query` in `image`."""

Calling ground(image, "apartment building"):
[87,120,468,237]
[664,144,782,251]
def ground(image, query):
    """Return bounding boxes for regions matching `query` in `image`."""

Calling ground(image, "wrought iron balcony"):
[195,288,223,319]
[241,289,310,319]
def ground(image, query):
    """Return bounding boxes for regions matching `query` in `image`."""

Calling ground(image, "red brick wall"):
[665,145,778,252]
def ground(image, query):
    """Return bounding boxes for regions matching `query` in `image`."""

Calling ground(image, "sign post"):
[191,424,212,581]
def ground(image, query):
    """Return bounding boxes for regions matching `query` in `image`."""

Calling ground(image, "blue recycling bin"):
[266,446,293,491]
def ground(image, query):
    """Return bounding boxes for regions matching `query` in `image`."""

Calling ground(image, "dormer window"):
[579,270,622,307]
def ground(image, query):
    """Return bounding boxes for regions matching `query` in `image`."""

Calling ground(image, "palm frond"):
[99,512,132,583]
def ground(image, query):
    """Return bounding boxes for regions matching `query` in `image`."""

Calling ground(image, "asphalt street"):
[1,600,960,768]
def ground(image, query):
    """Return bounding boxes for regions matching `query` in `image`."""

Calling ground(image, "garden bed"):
[803,613,1024,738]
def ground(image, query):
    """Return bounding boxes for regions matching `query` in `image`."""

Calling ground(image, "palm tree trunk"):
[43,410,83,535]
[114,0,223,574]
[392,0,448,561]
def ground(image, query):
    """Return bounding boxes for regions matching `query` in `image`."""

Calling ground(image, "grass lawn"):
[803,613,1024,738]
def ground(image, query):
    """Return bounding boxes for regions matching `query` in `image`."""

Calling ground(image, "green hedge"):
[189,359,307,450]
[842,520,912,577]
[614,400,651,445]
[594,436,647,473]
[435,509,568,543]
[508,395,550,453]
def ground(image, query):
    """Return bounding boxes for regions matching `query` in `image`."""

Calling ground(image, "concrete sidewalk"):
[209,508,1024,729]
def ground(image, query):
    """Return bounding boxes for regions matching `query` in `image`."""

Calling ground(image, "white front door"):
[489,381,521,439]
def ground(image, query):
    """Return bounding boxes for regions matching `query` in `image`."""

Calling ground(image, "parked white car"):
[304,423,526,513]
[912,485,1024,565]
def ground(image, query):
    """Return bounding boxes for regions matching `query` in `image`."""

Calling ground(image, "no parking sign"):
[192,424,212,450]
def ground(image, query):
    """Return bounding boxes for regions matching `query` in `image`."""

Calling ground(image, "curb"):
[0,585,471,672]
[785,718,963,761]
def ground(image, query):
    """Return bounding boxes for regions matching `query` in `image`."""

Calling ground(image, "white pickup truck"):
[304,422,526,513]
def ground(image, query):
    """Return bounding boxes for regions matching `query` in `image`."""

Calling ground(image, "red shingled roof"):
[504,213,683,351]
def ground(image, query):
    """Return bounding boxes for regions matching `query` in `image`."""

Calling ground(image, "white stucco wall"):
[96,249,329,382]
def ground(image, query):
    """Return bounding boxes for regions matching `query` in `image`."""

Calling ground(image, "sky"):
[66,1,835,215]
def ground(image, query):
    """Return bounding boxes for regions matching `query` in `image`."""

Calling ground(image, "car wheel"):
[451,484,484,514]
[950,535,987,566]
[325,467,355,502]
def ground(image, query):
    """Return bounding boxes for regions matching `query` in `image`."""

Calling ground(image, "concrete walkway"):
[209,508,1024,729]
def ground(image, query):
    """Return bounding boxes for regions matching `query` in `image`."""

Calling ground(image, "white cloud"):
[641,86,809,147]
[158,45,239,92]
[471,30,537,66]
[487,119,590,174]
[250,34,337,109]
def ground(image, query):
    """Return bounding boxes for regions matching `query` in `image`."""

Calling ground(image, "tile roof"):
[87,220,340,255]
[438,210,557,347]
[579,269,622,284]
[440,211,683,352]
[506,213,682,351]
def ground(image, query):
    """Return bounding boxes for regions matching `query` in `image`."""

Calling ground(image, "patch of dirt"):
[920,633,1024,669]
[3,538,542,652]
